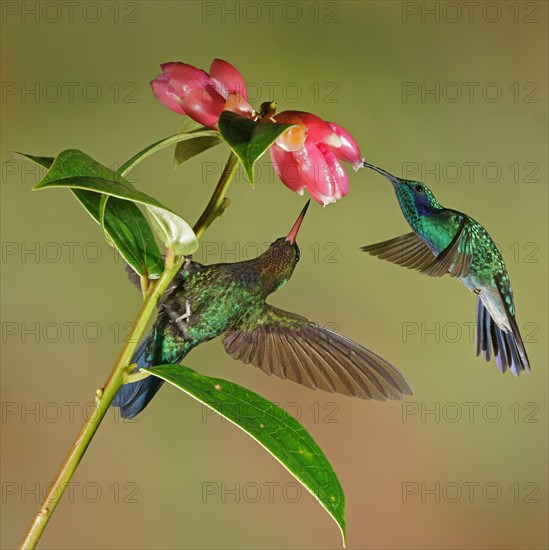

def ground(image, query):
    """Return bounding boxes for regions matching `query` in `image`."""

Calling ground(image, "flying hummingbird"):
[360,162,530,376]
[113,202,412,418]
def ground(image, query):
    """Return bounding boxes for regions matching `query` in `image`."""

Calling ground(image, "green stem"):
[20,151,239,550]
[193,152,238,239]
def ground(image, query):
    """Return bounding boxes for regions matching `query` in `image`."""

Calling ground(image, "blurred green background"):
[1,1,547,548]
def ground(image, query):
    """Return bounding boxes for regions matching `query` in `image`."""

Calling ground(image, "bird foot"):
[95,387,104,405]
[175,300,192,324]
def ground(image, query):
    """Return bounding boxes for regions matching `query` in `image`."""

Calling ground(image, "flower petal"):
[209,58,249,101]
[293,142,339,205]
[269,146,305,194]
[152,60,253,127]
[224,92,254,118]
[275,111,341,149]
[318,145,349,199]
[160,62,210,95]
[150,75,186,115]
[327,122,363,169]
[179,87,226,129]
[275,124,307,152]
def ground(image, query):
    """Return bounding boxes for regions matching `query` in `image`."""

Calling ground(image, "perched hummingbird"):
[113,202,412,418]
[361,162,530,376]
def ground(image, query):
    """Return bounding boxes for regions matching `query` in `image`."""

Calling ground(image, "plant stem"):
[20,151,239,550]
[193,152,238,240]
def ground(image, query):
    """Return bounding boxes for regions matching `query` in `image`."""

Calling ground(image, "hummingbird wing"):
[361,232,435,271]
[420,218,473,278]
[362,219,473,278]
[222,305,412,401]
[125,263,143,290]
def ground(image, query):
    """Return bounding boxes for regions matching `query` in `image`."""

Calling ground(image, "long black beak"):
[362,161,402,186]
[286,200,310,245]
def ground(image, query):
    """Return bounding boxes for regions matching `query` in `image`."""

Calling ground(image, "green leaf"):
[98,194,115,246]
[177,118,206,134]
[218,111,295,186]
[118,130,220,177]
[18,152,164,278]
[33,149,198,256]
[174,119,222,168]
[15,153,54,169]
[147,364,346,545]
[75,193,163,278]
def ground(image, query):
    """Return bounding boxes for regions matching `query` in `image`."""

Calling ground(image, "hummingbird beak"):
[286,200,310,245]
[362,161,403,186]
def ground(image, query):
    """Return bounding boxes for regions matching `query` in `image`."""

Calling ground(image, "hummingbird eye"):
[414,184,424,193]
[294,245,300,262]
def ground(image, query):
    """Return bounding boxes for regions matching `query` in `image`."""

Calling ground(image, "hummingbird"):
[360,162,530,376]
[113,202,412,418]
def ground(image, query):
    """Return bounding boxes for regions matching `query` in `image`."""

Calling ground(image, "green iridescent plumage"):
[113,202,412,418]
[361,162,530,376]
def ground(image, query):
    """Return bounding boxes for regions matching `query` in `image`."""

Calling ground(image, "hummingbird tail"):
[475,297,530,376]
[111,330,165,419]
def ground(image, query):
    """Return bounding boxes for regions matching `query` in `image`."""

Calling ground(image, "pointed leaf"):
[218,111,295,185]
[174,119,222,168]
[18,152,164,277]
[15,153,54,169]
[32,149,198,256]
[145,205,194,254]
[178,118,206,134]
[174,134,221,168]
[75,193,163,278]
[147,364,346,545]
[98,194,115,246]
[118,130,219,177]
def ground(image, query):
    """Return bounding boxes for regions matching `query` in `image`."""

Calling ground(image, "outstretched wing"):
[362,218,473,278]
[222,305,412,401]
[360,232,435,271]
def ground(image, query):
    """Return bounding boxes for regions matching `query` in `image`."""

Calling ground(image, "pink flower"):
[151,59,253,129]
[269,111,363,205]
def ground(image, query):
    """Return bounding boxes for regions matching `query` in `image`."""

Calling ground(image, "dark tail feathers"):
[112,331,164,419]
[475,297,530,376]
